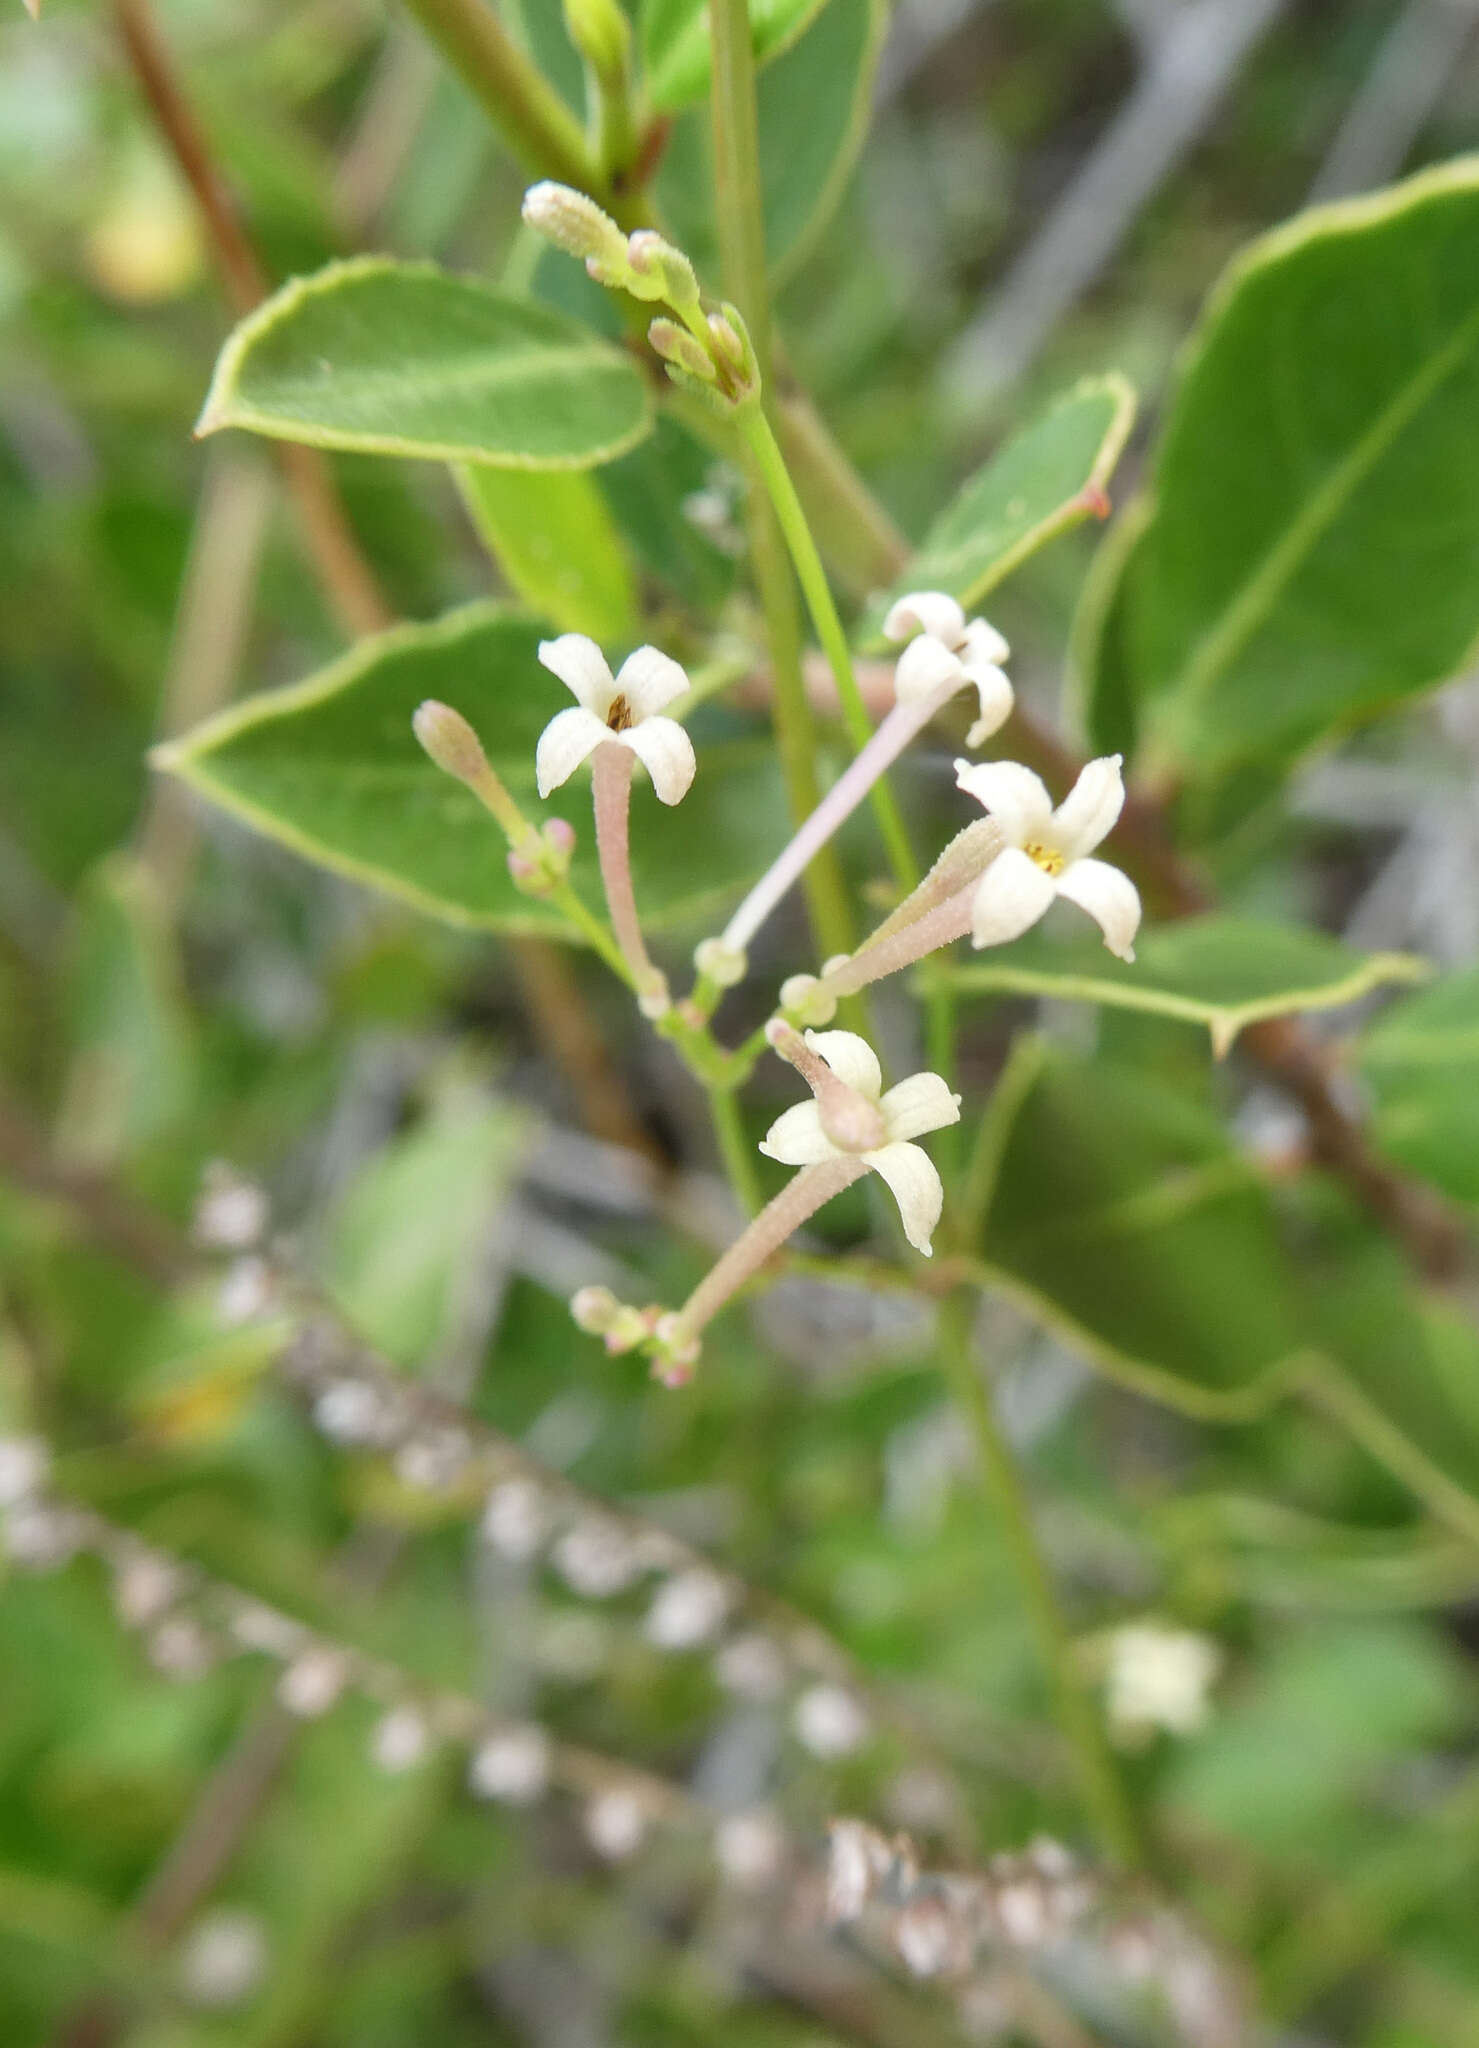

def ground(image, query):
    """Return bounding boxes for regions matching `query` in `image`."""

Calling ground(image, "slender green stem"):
[550,882,634,985]
[706,0,853,970]
[707,1084,761,1215]
[935,1293,1141,1869]
[707,0,772,379]
[399,0,600,190]
[742,407,916,891]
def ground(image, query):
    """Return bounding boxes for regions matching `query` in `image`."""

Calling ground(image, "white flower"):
[714,1809,786,1888]
[884,589,1014,747]
[370,1706,429,1773]
[794,1681,869,1758]
[469,1725,551,1805]
[179,1909,267,2010]
[0,1435,49,1509]
[535,635,695,805]
[585,1786,647,1860]
[759,1031,960,1256]
[1104,1620,1221,1742]
[645,1568,729,1650]
[955,754,1141,960]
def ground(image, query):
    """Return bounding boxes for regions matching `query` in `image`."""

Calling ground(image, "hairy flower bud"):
[648,318,717,383]
[626,231,700,312]
[520,182,629,285]
[413,699,488,786]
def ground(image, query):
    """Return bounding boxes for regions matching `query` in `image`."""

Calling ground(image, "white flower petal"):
[1049,753,1125,860]
[759,1100,836,1166]
[621,717,696,805]
[962,664,1015,748]
[804,1030,882,1100]
[893,634,963,703]
[1055,856,1141,961]
[880,1071,962,1143]
[538,634,613,713]
[954,759,1053,846]
[536,705,610,797]
[969,844,1058,948]
[616,644,691,718]
[864,1141,944,1256]
[959,615,1010,667]
[883,591,964,646]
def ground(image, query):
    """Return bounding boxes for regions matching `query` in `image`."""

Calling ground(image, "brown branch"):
[0,1091,187,1285]
[111,0,392,642]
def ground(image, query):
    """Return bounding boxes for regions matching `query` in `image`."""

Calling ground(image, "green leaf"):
[642,0,828,113]
[154,604,789,939]
[197,259,651,469]
[457,465,637,641]
[1081,157,1479,787]
[323,1086,529,1367]
[859,376,1137,648]
[655,0,885,284]
[976,1042,1309,1410]
[974,1044,1479,1537]
[947,912,1425,1057]
[56,856,196,1165]
[1358,966,1479,1204]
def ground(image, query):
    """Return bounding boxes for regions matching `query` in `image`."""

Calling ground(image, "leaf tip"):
[1209,1017,1238,1061]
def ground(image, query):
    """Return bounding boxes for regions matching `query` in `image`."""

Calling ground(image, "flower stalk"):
[591,742,669,1016]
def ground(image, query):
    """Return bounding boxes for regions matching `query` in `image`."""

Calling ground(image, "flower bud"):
[626,231,700,313]
[562,0,630,82]
[693,936,747,987]
[707,304,759,400]
[570,1285,620,1334]
[648,318,717,383]
[778,973,837,1027]
[413,700,488,786]
[521,182,629,285]
[652,1313,701,1386]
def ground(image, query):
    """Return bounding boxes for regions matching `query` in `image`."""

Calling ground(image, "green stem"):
[550,882,635,985]
[936,1293,1141,1869]
[707,1084,761,1215]
[706,0,853,971]
[741,407,916,891]
[399,0,600,192]
[707,0,772,380]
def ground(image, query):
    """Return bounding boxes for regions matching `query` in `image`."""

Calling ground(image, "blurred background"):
[4,1,1479,2044]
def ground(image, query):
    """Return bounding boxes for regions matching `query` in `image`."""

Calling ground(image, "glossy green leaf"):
[1080,158,1479,786]
[859,376,1137,647]
[642,0,828,113]
[948,912,1425,1057]
[154,604,789,939]
[457,465,637,641]
[655,0,885,283]
[975,1044,1479,1535]
[198,259,651,469]
[1358,965,1479,1204]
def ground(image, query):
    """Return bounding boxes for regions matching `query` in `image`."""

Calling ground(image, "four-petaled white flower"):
[759,1031,960,1256]
[535,634,696,805]
[955,753,1141,960]
[885,591,1014,748]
